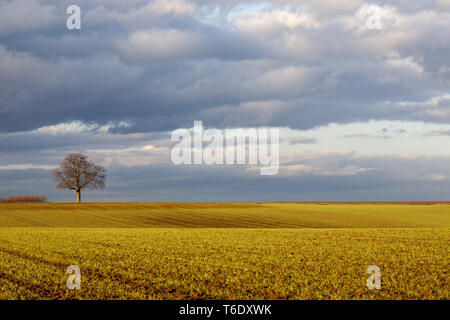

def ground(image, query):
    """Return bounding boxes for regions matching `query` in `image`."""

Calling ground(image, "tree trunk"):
[76,190,81,203]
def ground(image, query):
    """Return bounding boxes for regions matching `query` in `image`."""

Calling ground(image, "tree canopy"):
[53,153,106,203]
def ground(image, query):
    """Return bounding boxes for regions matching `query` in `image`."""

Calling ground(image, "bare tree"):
[53,153,106,203]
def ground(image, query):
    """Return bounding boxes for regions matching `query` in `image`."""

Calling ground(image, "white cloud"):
[85,0,196,25]
[352,4,398,31]
[118,29,205,62]
[145,0,196,16]
[276,163,378,177]
[436,0,450,10]
[234,9,321,34]
[0,164,56,171]
[396,94,450,120]
[429,173,446,181]
[33,120,131,135]
[384,56,424,75]
[301,0,363,16]
[0,0,57,35]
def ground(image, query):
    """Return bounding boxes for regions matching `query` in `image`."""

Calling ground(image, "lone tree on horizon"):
[53,153,106,203]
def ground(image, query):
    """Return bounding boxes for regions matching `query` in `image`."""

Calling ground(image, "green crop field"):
[0,203,448,300]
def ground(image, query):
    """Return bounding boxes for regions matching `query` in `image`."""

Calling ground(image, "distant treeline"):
[0,196,47,203]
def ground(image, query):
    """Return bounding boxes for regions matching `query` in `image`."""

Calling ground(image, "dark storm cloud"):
[0,0,449,133]
[2,154,449,202]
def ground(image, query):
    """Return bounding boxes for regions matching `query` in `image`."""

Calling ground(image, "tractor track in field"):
[0,246,211,299]
[0,270,65,299]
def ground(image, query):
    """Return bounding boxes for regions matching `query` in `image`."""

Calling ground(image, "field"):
[0,203,448,300]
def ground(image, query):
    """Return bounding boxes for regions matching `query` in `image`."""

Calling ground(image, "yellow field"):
[0,203,448,299]
[1,202,449,228]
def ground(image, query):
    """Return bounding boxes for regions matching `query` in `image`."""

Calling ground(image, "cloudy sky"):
[1,0,450,202]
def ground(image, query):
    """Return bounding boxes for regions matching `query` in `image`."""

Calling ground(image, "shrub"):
[0,195,47,203]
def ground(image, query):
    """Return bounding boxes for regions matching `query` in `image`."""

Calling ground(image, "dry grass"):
[0,202,449,228]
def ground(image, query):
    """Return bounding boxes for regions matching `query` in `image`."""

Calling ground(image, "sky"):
[0,0,450,202]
